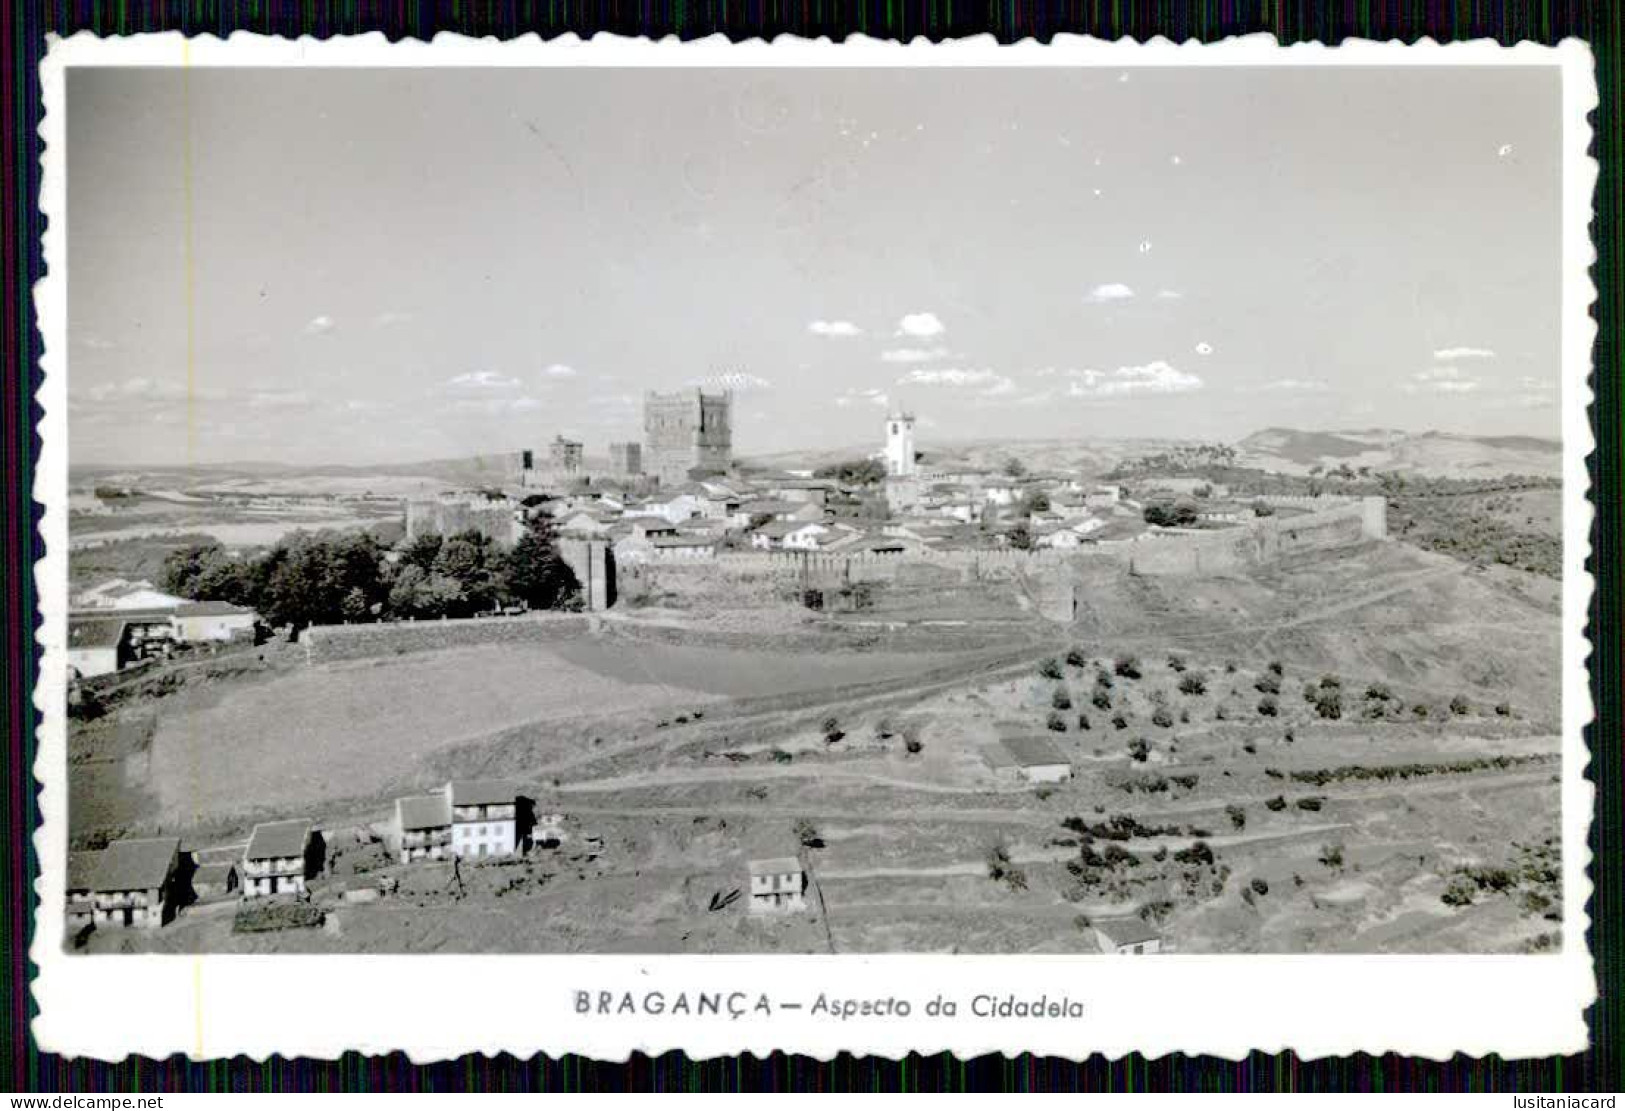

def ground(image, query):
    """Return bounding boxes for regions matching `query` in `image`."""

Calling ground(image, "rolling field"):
[72,537,1568,955]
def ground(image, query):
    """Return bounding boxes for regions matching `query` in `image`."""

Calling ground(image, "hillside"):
[1236,428,1561,480]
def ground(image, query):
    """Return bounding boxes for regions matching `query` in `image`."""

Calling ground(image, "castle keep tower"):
[642,389,733,486]
[884,410,917,477]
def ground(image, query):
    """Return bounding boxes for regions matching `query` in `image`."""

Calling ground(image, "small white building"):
[449,780,519,859]
[984,737,1073,785]
[91,837,180,929]
[67,617,130,679]
[395,793,453,863]
[74,578,188,612]
[748,855,807,914]
[242,820,315,899]
[1092,918,1163,955]
[171,600,258,643]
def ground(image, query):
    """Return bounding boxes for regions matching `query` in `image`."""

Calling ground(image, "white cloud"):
[1406,365,1481,394]
[542,363,578,378]
[1262,378,1328,392]
[1085,283,1135,303]
[835,387,889,409]
[896,367,1015,396]
[448,370,521,390]
[1194,342,1214,356]
[1432,346,1496,360]
[896,312,945,338]
[1064,361,1203,398]
[303,314,335,335]
[809,320,862,337]
[880,346,951,364]
[692,372,772,392]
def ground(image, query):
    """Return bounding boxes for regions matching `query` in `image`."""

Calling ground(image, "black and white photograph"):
[43,37,1589,999]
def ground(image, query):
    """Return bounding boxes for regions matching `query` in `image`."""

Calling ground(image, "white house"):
[747,855,807,914]
[242,820,314,898]
[1092,918,1163,955]
[449,780,518,859]
[170,601,258,644]
[751,521,833,551]
[649,535,716,561]
[983,737,1073,784]
[67,617,130,679]
[91,837,180,929]
[395,793,453,863]
[74,579,188,612]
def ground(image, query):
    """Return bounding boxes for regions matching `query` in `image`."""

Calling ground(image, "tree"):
[504,515,581,612]
[1113,654,1142,679]
[1251,499,1276,518]
[1178,672,1207,696]
[1143,498,1198,528]
[1449,694,1471,717]
[161,542,228,598]
[1007,524,1034,551]
[400,532,444,574]
[1039,658,1064,680]
[1002,457,1028,479]
[1052,686,1073,710]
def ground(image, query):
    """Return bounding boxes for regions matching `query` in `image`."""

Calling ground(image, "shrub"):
[770,749,793,764]
[1283,729,1295,744]
[1077,713,1091,731]
[904,737,923,755]
[1178,672,1207,696]
[822,716,846,743]
[1094,667,1114,690]
[1258,695,1279,717]
[987,842,1027,891]
[1242,740,1257,754]
[1179,708,1190,724]
[1412,703,1430,719]
[1151,706,1174,729]
[1127,738,1151,763]
[1226,804,1246,830]
[1250,878,1269,896]
[1365,682,1394,702]
[1495,701,1513,717]
[1267,660,1284,677]
[1215,704,1229,721]
[1302,681,1318,704]
[1113,654,1142,680]
[1046,711,1068,733]
[1066,647,1088,668]
[1254,673,1281,696]
[1167,653,1187,672]
[1318,674,1342,691]
[1039,658,1064,680]
[1111,713,1129,730]
[795,819,825,849]
[1225,661,1237,674]
[1441,875,1476,907]
[1296,796,1324,812]
[1318,843,1344,869]
[1052,687,1073,710]
[1173,840,1214,866]
[1313,689,1343,720]
[1151,845,1168,862]
[1265,796,1287,812]
[1169,773,1199,791]
[1449,694,1470,716]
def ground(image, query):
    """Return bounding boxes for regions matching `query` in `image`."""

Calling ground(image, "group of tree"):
[161,515,580,632]
[1141,498,1200,528]
[813,458,888,486]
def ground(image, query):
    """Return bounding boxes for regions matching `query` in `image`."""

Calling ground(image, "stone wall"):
[301,613,590,663]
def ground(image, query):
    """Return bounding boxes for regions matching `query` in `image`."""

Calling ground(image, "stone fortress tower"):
[642,388,733,486]
[883,408,917,478]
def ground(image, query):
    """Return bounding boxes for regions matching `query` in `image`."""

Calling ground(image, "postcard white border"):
[32,32,1599,1062]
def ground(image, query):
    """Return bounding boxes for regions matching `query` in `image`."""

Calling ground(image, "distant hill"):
[1236,428,1562,479]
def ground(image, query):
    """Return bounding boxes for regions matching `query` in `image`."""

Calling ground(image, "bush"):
[1151,706,1174,729]
[1250,878,1269,897]
[905,737,923,755]
[1254,673,1281,696]
[1318,674,1342,691]
[795,819,825,849]
[1111,713,1129,731]
[1267,660,1284,677]
[1302,681,1318,703]
[1092,687,1113,711]
[822,716,845,743]
[1449,694,1470,716]
[987,842,1028,891]
[1052,687,1073,710]
[1258,695,1279,717]
[1297,796,1324,812]
[1225,661,1237,674]
[1094,667,1114,690]
[1113,654,1142,680]
[1166,653,1187,672]
[1265,795,1287,812]
[1318,843,1344,869]
[1412,703,1431,719]
[1127,738,1150,763]
[1313,689,1343,720]
[1066,647,1089,668]
[1046,711,1068,733]
[1495,701,1513,717]
[1077,713,1091,731]
[1364,682,1394,702]
[1178,672,1207,696]
[1226,804,1246,830]
[1441,875,1476,907]
[1039,658,1064,680]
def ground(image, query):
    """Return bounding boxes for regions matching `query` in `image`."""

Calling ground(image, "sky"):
[66,63,1565,466]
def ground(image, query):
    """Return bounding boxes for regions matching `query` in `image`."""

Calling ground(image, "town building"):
[883,410,917,478]
[449,780,519,859]
[747,854,808,914]
[170,601,258,643]
[241,820,315,899]
[643,388,733,486]
[91,837,180,929]
[191,860,239,902]
[395,793,453,863]
[67,617,131,679]
[549,435,585,476]
[67,851,99,931]
[982,737,1074,784]
[608,441,643,478]
[1092,918,1163,955]
[750,521,831,551]
[73,579,188,612]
